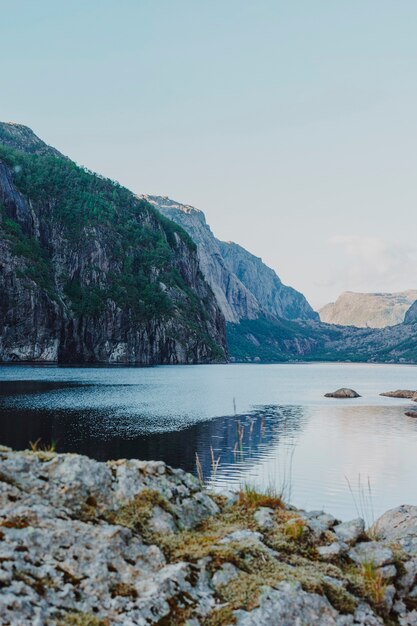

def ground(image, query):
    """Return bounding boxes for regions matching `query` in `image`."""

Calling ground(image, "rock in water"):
[405,411,417,418]
[324,388,361,398]
[380,390,416,399]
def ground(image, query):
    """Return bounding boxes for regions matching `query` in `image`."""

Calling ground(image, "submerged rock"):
[325,388,361,398]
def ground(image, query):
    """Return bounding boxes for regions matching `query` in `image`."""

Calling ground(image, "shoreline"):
[1,446,417,625]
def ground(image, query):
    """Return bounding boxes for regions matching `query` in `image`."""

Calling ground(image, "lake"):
[0,362,416,521]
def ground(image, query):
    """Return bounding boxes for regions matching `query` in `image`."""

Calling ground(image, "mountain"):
[144,195,318,323]
[228,316,417,363]
[0,123,227,364]
[143,196,260,322]
[319,290,417,328]
[218,241,319,322]
[404,299,417,324]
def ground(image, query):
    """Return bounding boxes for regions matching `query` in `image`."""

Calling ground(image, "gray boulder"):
[333,518,365,545]
[380,390,416,399]
[325,388,361,398]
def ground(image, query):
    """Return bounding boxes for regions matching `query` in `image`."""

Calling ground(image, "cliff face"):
[0,123,227,364]
[145,195,318,323]
[320,291,417,328]
[144,196,260,323]
[218,241,319,322]
[404,299,417,324]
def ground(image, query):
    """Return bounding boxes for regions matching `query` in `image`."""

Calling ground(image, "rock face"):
[0,123,227,364]
[2,447,417,624]
[319,291,417,329]
[218,240,319,322]
[145,195,318,323]
[143,196,260,323]
[325,388,361,398]
[404,300,417,324]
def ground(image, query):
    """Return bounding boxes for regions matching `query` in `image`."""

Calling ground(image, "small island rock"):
[324,388,361,398]
[380,390,416,399]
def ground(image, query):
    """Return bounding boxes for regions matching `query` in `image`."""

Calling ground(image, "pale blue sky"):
[2,1,417,308]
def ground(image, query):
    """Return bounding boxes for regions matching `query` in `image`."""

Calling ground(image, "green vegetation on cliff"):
[0,125,226,363]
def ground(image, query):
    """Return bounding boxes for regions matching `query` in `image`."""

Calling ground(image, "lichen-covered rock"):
[333,518,365,545]
[374,505,417,555]
[2,447,417,625]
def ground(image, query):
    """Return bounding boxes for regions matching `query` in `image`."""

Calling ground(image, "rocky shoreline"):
[1,448,417,625]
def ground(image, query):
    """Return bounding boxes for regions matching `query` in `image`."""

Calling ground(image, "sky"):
[2,0,417,309]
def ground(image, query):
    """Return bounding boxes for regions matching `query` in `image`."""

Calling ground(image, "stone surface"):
[333,518,365,544]
[325,388,361,398]
[2,447,417,625]
[317,542,345,560]
[254,507,275,530]
[348,542,393,567]
[381,390,416,399]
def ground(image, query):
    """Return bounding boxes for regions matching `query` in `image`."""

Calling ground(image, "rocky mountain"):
[227,316,417,363]
[143,196,260,323]
[144,195,318,323]
[404,299,417,324]
[218,240,319,322]
[0,123,227,364]
[319,290,417,328]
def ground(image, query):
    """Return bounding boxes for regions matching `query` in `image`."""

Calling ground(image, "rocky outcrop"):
[320,291,417,329]
[145,195,318,323]
[2,447,417,624]
[380,391,416,399]
[325,388,361,398]
[0,123,227,364]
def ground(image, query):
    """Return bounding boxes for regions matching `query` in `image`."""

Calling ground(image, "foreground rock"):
[325,388,361,398]
[1,447,417,625]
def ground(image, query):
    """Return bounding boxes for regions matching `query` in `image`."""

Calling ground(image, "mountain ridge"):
[144,194,318,324]
[319,290,417,328]
[0,123,227,364]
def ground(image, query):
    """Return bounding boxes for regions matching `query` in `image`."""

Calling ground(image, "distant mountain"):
[144,195,318,323]
[0,123,227,364]
[404,299,417,324]
[319,290,417,328]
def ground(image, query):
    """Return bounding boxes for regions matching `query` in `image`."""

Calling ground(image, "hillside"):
[0,123,227,364]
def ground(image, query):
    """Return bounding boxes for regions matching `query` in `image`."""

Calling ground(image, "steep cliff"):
[319,290,417,328]
[145,195,318,323]
[404,299,417,324]
[144,196,260,322]
[218,240,319,322]
[0,123,227,364]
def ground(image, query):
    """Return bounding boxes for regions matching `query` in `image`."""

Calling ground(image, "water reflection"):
[2,363,417,520]
[0,388,305,483]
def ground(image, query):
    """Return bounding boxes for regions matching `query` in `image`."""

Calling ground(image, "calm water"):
[0,363,417,521]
